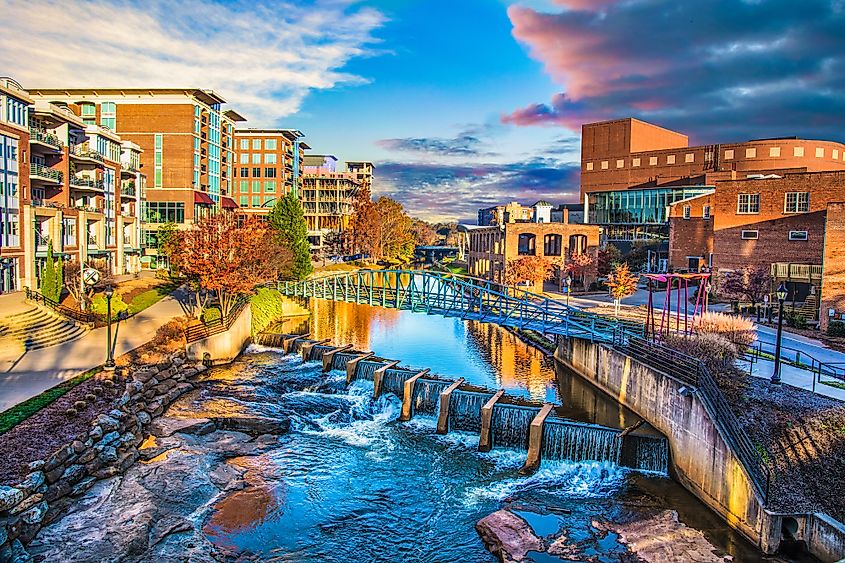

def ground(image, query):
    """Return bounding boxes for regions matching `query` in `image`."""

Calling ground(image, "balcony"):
[70,176,105,192]
[771,263,823,282]
[29,127,63,151]
[120,184,136,197]
[30,163,63,184]
[70,144,105,164]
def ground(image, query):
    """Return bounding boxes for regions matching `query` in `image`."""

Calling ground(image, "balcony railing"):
[120,185,136,197]
[29,127,63,150]
[771,263,823,280]
[30,163,63,183]
[70,144,105,163]
[70,176,105,190]
[122,162,139,173]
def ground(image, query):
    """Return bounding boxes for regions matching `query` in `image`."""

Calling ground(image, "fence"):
[184,300,248,344]
[24,288,100,325]
[743,340,845,390]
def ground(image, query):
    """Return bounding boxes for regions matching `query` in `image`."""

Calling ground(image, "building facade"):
[233,128,307,216]
[301,155,361,250]
[346,161,374,193]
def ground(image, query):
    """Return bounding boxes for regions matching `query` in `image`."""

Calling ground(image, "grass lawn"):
[0,366,102,435]
[91,279,179,319]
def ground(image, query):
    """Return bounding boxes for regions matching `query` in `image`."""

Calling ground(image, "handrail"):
[24,287,100,325]
[185,299,248,343]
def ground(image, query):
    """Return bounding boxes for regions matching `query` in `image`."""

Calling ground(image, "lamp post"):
[704,281,712,313]
[564,275,572,308]
[771,281,788,385]
[104,284,115,370]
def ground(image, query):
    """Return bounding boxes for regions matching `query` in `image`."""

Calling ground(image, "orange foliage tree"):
[504,256,554,291]
[606,262,639,316]
[172,214,291,318]
[565,252,594,288]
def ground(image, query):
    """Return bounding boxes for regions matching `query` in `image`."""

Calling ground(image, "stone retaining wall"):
[0,353,207,560]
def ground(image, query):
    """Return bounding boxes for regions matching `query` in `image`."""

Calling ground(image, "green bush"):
[90,293,129,317]
[784,311,808,329]
[201,306,222,323]
[251,287,293,335]
[827,321,845,337]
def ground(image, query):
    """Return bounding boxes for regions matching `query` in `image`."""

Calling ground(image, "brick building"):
[580,118,845,263]
[233,128,308,216]
[668,171,845,325]
[301,155,361,251]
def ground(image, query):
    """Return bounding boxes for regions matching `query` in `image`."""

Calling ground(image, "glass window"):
[517,234,536,256]
[252,195,261,207]
[683,205,691,219]
[80,102,96,116]
[252,153,261,164]
[737,194,760,214]
[239,180,248,193]
[252,168,261,178]
[240,153,249,164]
[264,181,276,193]
[265,153,277,164]
[239,195,248,206]
[264,168,277,178]
[741,230,758,240]
[252,180,260,192]
[252,139,261,150]
[789,231,808,241]
[142,202,184,223]
[265,139,277,150]
[240,167,249,177]
[154,134,163,149]
[784,192,809,213]
[240,139,249,150]
[703,205,711,219]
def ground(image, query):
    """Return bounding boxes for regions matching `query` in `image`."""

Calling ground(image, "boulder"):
[96,415,120,433]
[9,493,43,516]
[20,501,48,525]
[211,416,291,436]
[476,510,544,563]
[44,480,73,503]
[44,445,72,471]
[62,464,86,485]
[99,431,121,446]
[137,411,152,426]
[150,417,215,438]
[18,472,45,494]
[89,425,104,441]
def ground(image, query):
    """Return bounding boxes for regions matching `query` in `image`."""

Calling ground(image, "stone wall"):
[0,353,206,560]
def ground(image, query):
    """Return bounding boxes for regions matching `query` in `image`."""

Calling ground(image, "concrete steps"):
[0,305,90,352]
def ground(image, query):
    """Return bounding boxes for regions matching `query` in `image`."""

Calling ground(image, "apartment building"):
[346,161,374,193]
[27,88,245,266]
[233,128,308,216]
[0,78,30,292]
[301,155,361,250]
[580,118,845,261]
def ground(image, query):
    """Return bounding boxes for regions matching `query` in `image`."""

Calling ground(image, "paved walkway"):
[0,287,190,412]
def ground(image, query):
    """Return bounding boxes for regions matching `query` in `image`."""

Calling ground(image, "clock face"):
[83,268,101,286]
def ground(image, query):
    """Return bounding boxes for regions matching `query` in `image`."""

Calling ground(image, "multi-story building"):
[232,128,307,216]
[301,155,361,250]
[27,89,245,261]
[346,161,374,193]
[478,201,534,226]
[0,78,30,292]
[580,118,845,263]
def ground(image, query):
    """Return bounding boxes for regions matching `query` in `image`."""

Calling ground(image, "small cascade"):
[448,391,491,433]
[413,380,450,416]
[355,360,385,382]
[541,419,621,464]
[381,368,414,397]
[491,404,539,449]
[253,332,289,348]
[291,339,310,354]
[331,352,361,371]
[310,345,333,361]
[621,434,669,473]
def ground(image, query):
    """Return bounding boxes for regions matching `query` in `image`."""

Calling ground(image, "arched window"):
[544,234,562,256]
[518,233,536,256]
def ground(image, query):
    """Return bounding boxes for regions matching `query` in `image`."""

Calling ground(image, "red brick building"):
[233,129,308,215]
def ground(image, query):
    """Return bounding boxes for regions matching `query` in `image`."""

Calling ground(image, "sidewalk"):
[745,355,845,401]
[0,287,190,412]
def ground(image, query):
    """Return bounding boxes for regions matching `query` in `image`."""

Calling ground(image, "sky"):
[4,0,845,223]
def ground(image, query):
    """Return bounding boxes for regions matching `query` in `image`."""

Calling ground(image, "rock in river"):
[476,509,545,562]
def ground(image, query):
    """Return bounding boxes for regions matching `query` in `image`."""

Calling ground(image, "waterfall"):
[541,419,621,464]
[412,380,449,416]
[291,339,310,354]
[621,435,669,473]
[356,360,385,382]
[382,369,414,397]
[331,352,360,371]
[491,405,538,449]
[310,345,333,361]
[448,391,491,433]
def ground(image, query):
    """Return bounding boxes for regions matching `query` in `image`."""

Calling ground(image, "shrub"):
[90,293,129,317]
[828,320,845,337]
[251,287,290,335]
[784,311,808,329]
[665,332,740,372]
[692,312,755,349]
[201,306,222,323]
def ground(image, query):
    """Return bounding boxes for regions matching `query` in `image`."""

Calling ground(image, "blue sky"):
[6,0,845,223]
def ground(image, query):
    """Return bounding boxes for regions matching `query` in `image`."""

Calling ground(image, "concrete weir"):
[373,361,401,399]
[478,390,506,453]
[436,378,465,434]
[346,353,374,385]
[399,370,430,422]
[519,403,554,475]
[301,338,331,361]
[322,344,353,372]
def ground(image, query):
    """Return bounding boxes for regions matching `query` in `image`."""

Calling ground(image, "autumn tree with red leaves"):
[172,214,291,318]
[566,252,594,289]
[504,256,554,292]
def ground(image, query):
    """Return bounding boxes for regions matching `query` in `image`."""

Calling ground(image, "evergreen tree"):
[268,192,313,280]
[41,242,61,302]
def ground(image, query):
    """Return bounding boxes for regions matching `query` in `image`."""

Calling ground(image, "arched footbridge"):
[272,269,643,343]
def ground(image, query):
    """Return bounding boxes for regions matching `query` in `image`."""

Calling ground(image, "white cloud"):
[1,0,385,124]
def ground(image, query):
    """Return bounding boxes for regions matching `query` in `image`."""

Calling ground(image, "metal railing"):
[24,287,100,325]
[70,176,105,190]
[744,340,845,390]
[29,127,63,149]
[185,299,248,343]
[71,144,105,162]
[120,185,136,196]
[613,333,772,503]
[30,163,63,183]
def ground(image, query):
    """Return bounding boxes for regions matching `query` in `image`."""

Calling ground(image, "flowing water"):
[193,299,764,561]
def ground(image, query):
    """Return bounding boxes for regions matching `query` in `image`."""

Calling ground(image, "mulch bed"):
[0,375,123,485]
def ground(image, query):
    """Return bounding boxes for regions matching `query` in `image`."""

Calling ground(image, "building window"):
[240,153,249,164]
[769,146,781,157]
[649,156,658,166]
[683,206,691,219]
[784,192,810,213]
[632,158,641,167]
[517,233,536,256]
[143,202,184,223]
[252,153,261,164]
[240,139,249,150]
[251,180,260,192]
[685,153,694,163]
[794,146,804,157]
[265,153,277,164]
[687,257,701,272]
[238,167,248,177]
[239,195,248,206]
[154,134,163,188]
[543,234,562,256]
[252,195,261,207]
[703,205,711,220]
[667,155,676,164]
[252,139,261,150]
[601,161,608,170]
[741,230,758,240]
[264,181,276,193]
[834,149,840,159]
[789,231,808,241]
[586,162,593,171]
[724,149,734,160]
[745,148,756,158]
[264,168,277,178]
[815,147,824,158]
[100,101,116,130]
[239,180,248,193]
[616,159,624,169]
[737,193,760,214]
[252,167,261,178]
[265,139,277,150]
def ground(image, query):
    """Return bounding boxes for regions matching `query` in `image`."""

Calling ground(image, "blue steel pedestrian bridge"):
[272,269,643,343]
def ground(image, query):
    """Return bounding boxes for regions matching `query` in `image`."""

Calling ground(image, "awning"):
[221,196,238,209]
[194,191,215,205]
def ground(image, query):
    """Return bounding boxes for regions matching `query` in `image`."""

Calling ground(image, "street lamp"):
[564,275,572,308]
[771,281,788,385]
[104,284,115,370]
[704,281,712,313]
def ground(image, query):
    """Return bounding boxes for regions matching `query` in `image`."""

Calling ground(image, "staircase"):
[0,307,89,353]
[795,294,819,321]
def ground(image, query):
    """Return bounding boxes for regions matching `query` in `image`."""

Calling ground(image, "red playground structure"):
[644,272,712,341]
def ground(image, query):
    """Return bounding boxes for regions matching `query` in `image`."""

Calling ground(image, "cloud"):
[2,0,385,124]
[373,158,580,222]
[503,0,845,143]
[377,125,500,156]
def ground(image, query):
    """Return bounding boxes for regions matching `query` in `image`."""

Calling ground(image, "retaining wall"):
[187,304,253,364]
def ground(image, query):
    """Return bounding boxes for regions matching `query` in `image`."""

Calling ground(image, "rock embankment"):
[0,353,206,560]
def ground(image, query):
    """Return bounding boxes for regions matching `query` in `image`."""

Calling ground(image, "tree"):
[348,185,380,258]
[607,262,638,316]
[597,244,621,277]
[156,222,179,273]
[504,256,554,292]
[40,242,62,302]
[566,252,594,289]
[718,266,771,309]
[268,193,312,280]
[63,259,113,310]
[172,214,291,318]
[374,197,415,263]
[410,218,437,247]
